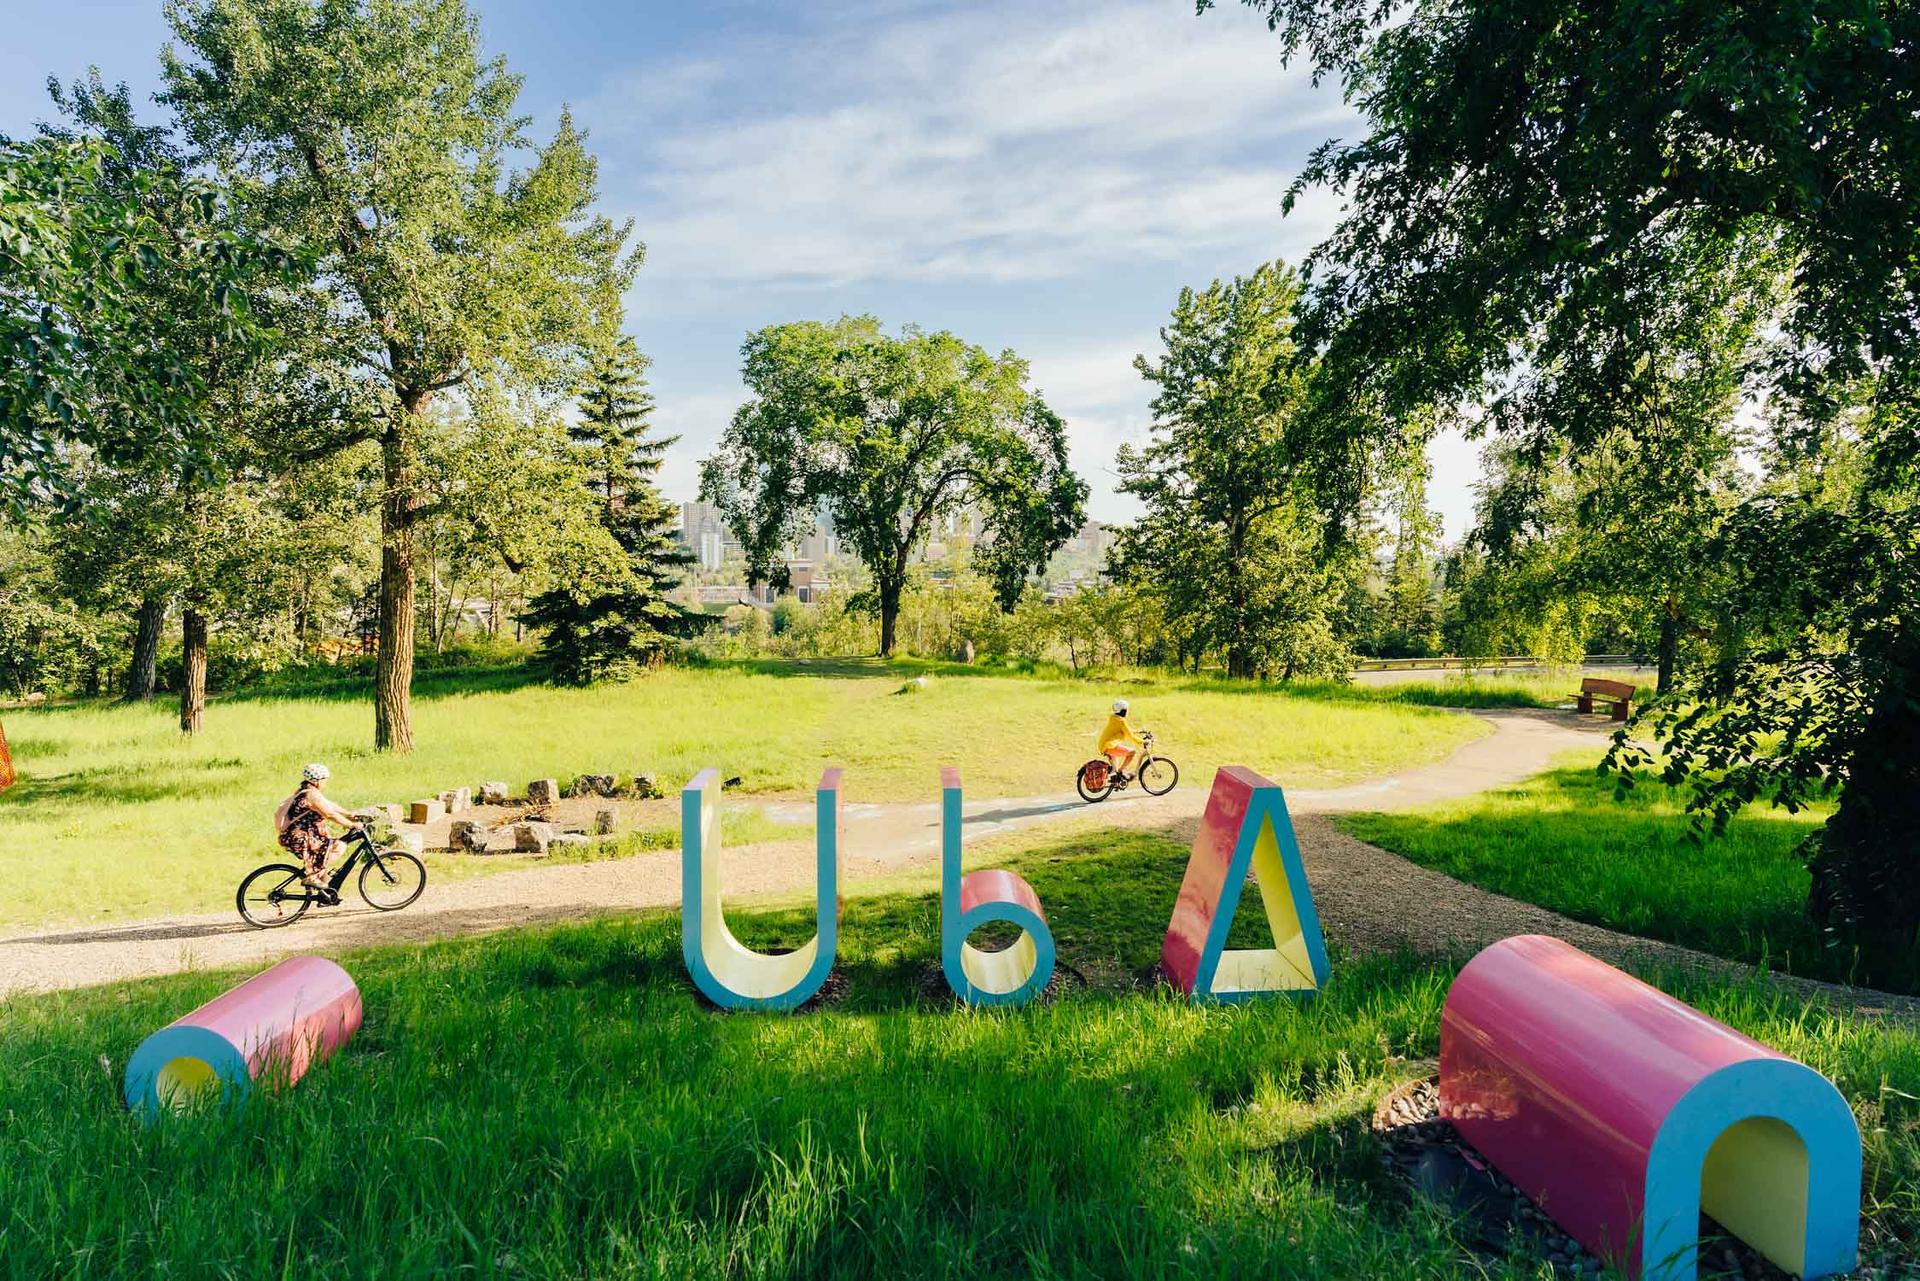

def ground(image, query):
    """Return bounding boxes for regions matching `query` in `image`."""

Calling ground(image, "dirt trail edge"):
[4,708,1910,1020]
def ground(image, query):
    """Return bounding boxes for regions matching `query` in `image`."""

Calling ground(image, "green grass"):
[2,825,1913,1279]
[1335,750,1879,986]
[0,659,1485,929]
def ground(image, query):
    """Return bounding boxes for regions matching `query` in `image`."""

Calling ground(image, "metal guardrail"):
[1351,654,1647,672]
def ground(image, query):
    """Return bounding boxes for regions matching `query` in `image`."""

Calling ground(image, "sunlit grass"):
[0,660,1482,929]
[0,824,1911,1279]
[1335,749,1883,986]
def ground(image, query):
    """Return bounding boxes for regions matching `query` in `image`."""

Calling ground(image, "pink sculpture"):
[1440,935,1860,1280]
[124,955,362,1118]
[1161,765,1327,1002]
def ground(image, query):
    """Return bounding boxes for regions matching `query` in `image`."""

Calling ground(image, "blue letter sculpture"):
[681,766,842,1011]
[941,766,1056,1006]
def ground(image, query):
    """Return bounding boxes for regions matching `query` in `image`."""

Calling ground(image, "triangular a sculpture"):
[1161,765,1328,1002]
[0,718,13,793]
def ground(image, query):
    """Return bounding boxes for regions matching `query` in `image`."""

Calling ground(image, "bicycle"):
[1075,730,1179,803]
[237,825,427,929]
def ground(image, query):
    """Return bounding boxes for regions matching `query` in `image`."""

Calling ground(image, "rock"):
[574,773,616,799]
[388,829,424,855]
[478,781,510,805]
[550,833,591,851]
[526,778,559,806]
[449,819,490,853]
[594,808,617,836]
[722,775,744,790]
[630,773,662,800]
[440,786,472,814]
[409,798,444,825]
[349,807,387,826]
[958,638,975,664]
[514,821,556,853]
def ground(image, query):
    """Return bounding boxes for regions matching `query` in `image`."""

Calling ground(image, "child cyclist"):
[1097,699,1145,778]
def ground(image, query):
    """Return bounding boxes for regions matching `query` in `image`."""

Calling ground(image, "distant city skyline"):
[2,0,1488,540]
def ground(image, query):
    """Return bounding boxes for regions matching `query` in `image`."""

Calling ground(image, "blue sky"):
[3,0,1484,534]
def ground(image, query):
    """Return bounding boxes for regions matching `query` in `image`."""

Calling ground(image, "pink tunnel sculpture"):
[1440,935,1860,1280]
[124,955,362,1119]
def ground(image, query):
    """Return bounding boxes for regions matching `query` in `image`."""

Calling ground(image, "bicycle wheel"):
[237,864,313,929]
[1140,756,1180,796]
[359,850,427,911]
[1076,760,1116,803]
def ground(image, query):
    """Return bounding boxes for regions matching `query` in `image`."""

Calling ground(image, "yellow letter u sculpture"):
[681,767,844,1011]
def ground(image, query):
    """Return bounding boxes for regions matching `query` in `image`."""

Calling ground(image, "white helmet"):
[302,763,332,785]
[1112,699,1129,716]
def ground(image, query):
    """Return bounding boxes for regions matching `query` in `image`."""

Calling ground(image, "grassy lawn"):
[0,660,1486,930]
[1335,751,1882,986]
[1,825,1914,1279]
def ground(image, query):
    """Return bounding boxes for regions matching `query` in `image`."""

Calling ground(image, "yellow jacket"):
[1097,714,1143,754]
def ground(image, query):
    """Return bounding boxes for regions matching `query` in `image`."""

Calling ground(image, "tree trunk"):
[1807,638,1920,969]
[1225,519,1251,680]
[375,408,425,753]
[1655,598,1680,695]
[124,596,165,702]
[877,565,905,658]
[180,609,208,736]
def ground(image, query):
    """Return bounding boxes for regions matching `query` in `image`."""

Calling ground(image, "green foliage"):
[163,0,640,751]
[0,127,284,515]
[1214,0,1920,950]
[700,316,1087,655]
[522,337,708,684]
[1114,262,1358,680]
[0,526,111,697]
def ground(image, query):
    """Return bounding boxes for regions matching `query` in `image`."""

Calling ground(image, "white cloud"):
[582,0,1354,298]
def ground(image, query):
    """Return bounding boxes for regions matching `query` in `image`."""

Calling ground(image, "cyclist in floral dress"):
[275,763,360,891]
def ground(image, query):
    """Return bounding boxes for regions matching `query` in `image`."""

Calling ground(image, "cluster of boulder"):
[351,770,673,859]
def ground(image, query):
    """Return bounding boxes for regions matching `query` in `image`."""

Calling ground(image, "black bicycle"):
[237,826,427,929]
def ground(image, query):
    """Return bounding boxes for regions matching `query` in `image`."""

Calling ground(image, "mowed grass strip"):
[1,827,1913,1279]
[0,661,1484,929]
[1336,751,1869,985]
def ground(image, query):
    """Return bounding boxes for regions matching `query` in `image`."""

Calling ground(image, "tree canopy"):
[162,0,639,751]
[1113,261,1356,680]
[1212,0,1920,960]
[700,316,1087,656]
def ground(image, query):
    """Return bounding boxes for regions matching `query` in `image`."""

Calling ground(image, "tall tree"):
[1213,0,1920,960]
[521,337,706,683]
[163,0,638,751]
[700,317,1087,656]
[1113,262,1357,679]
[35,72,305,733]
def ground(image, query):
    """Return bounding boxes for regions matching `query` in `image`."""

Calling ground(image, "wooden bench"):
[1572,676,1636,720]
[1441,935,1861,1280]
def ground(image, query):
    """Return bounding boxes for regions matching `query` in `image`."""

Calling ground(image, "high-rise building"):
[678,501,733,571]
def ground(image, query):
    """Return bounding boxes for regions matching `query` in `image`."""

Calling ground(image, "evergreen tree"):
[524,337,706,684]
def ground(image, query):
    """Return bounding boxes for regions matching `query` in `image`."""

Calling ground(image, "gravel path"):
[4,707,1911,1019]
